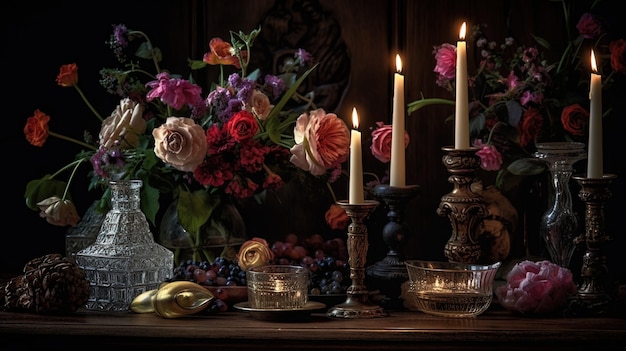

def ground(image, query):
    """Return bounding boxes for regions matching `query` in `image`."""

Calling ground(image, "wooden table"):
[2,304,624,350]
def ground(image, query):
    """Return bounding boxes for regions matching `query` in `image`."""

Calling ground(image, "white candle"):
[390,54,406,187]
[587,50,603,178]
[349,107,364,204]
[455,22,469,149]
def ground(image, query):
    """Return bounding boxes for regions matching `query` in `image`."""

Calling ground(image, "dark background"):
[2,1,624,286]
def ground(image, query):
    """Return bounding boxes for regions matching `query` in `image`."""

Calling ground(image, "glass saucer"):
[233,301,326,321]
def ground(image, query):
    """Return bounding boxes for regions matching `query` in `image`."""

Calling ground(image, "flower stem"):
[73,85,104,122]
[48,131,98,151]
[62,158,85,201]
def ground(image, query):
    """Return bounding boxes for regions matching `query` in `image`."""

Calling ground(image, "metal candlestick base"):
[567,174,618,316]
[367,184,420,281]
[437,147,488,263]
[327,200,387,319]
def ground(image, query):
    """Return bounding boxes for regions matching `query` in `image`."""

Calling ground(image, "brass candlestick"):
[367,184,420,280]
[568,174,618,315]
[437,146,488,263]
[327,200,387,319]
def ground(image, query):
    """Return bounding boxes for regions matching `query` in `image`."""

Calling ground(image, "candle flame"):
[459,22,466,40]
[591,49,598,73]
[352,107,359,129]
[396,54,402,73]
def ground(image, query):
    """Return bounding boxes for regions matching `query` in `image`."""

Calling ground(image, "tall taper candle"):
[455,22,469,149]
[587,49,603,178]
[349,107,364,204]
[390,54,406,187]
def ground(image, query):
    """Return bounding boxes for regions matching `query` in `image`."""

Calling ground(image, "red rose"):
[610,38,626,75]
[518,107,544,147]
[24,109,51,147]
[370,121,409,163]
[561,104,589,137]
[226,110,259,142]
[56,63,78,87]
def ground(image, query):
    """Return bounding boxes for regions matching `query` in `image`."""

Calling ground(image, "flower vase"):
[65,201,104,263]
[533,142,586,268]
[75,180,174,312]
[158,195,247,265]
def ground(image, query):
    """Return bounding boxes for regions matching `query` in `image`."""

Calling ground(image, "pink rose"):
[152,117,208,172]
[370,121,409,163]
[289,108,350,176]
[473,139,503,171]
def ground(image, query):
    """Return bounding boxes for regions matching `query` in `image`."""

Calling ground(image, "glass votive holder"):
[404,260,501,317]
[246,265,309,309]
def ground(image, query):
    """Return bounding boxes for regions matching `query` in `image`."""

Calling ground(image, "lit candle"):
[349,107,364,204]
[390,54,406,187]
[455,22,469,149]
[587,49,603,178]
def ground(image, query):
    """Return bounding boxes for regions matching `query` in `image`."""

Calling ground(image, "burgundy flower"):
[518,107,544,147]
[560,104,589,137]
[610,38,626,74]
[576,13,602,39]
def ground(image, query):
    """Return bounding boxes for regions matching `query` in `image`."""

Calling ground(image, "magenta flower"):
[145,72,203,110]
[433,43,456,84]
[473,139,503,171]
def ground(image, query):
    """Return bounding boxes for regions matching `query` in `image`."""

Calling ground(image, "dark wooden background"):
[3,1,624,283]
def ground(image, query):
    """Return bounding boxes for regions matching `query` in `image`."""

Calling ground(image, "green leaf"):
[265,63,319,123]
[177,190,220,234]
[140,181,160,226]
[507,158,547,176]
[24,178,70,211]
[188,59,208,70]
[136,42,162,62]
[407,98,455,115]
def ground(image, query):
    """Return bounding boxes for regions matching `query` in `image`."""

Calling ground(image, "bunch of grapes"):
[171,256,246,314]
[270,233,351,295]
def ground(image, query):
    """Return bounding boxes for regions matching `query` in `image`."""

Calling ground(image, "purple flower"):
[295,48,313,65]
[264,74,286,99]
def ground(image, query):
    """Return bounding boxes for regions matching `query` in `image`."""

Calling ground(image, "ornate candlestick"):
[568,174,617,315]
[327,200,387,319]
[367,184,420,280]
[437,146,488,263]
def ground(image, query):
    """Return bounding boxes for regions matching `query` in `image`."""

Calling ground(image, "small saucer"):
[233,301,326,321]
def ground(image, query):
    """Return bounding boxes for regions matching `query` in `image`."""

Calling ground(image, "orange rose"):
[24,109,50,147]
[325,204,349,231]
[56,63,78,87]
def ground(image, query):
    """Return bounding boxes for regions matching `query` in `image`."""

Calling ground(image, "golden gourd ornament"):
[130,281,215,318]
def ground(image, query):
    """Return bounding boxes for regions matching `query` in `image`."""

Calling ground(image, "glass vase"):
[158,194,247,265]
[76,180,174,312]
[533,142,586,268]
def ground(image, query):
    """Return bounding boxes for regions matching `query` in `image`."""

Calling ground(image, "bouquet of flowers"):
[408,0,626,192]
[23,24,351,259]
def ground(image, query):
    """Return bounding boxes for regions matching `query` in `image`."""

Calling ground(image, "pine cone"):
[0,253,90,313]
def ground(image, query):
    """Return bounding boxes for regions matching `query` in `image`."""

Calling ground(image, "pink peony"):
[473,139,503,171]
[496,260,577,315]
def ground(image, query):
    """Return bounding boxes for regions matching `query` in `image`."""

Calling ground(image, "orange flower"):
[325,203,349,231]
[24,109,50,147]
[202,38,242,68]
[56,63,78,87]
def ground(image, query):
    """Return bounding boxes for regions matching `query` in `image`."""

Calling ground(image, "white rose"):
[99,98,147,149]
